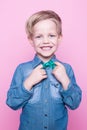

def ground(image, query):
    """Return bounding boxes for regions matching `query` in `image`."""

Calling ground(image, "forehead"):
[33,19,57,33]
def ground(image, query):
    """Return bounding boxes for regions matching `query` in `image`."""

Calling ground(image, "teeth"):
[41,47,51,50]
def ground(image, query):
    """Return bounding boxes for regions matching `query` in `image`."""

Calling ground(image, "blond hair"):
[25,10,62,38]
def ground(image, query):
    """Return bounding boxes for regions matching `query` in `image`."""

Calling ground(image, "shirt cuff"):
[59,82,73,96]
[21,84,34,95]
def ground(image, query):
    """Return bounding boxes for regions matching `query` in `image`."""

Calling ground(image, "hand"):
[24,64,47,90]
[52,62,70,90]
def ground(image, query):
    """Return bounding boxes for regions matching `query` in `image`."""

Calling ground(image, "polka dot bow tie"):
[43,60,56,69]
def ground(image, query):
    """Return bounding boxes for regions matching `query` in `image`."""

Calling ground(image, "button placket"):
[42,69,50,130]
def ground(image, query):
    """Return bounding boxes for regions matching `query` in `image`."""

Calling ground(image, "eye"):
[35,35,42,39]
[49,34,56,37]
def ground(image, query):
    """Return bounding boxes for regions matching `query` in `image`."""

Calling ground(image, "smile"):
[40,46,52,51]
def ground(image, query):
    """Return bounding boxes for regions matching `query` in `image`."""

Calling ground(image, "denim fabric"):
[6,55,82,130]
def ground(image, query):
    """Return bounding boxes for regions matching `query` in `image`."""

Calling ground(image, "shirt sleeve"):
[59,64,82,110]
[6,64,34,110]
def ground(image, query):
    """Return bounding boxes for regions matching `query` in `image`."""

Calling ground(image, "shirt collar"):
[32,54,58,68]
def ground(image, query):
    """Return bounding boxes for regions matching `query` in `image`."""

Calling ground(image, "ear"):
[27,36,34,47]
[58,35,62,42]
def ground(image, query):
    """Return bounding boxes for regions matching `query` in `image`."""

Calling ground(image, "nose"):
[43,36,49,43]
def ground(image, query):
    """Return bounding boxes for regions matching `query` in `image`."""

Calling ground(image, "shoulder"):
[57,59,72,67]
[19,60,33,67]
[15,60,33,72]
[57,59,73,73]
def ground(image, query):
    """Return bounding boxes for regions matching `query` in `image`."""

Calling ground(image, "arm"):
[6,64,47,110]
[59,64,82,110]
[6,65,33,110]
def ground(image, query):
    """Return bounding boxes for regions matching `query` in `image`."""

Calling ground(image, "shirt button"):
[44,114,48,116]
[44,126,47,129]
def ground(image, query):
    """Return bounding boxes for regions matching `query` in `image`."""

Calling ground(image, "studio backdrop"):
[0,0,87,130]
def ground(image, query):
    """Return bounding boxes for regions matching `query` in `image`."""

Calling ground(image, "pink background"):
[0,0,87,129]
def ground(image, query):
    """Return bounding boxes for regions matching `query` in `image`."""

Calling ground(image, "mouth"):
[40,46,52,51]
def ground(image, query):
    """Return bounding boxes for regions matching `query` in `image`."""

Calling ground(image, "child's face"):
[30,19,61,61]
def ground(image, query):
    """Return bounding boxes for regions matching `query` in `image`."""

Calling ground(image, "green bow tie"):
[43,60,56,69]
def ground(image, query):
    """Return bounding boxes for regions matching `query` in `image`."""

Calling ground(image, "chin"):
[42,54,54,59]
[37,52,54,59]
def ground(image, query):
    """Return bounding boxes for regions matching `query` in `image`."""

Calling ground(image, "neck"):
[37,55,54,63]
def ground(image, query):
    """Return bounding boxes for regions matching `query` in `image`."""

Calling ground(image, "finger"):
[43,74,47,79]
[36,64,43,69]
[41,69,46,73]
[41,70,46,76]
[54,61,62,66]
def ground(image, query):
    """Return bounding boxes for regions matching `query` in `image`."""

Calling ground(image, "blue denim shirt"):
[6,55,82,130]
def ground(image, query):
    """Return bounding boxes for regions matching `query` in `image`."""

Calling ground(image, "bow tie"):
[43,60,56,69]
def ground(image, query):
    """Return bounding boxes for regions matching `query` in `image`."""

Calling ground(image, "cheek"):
[33,44,40,51]
[33,40,42,46]
[53,42,59,50]
[52,40,59,46]
[51,38,59,43]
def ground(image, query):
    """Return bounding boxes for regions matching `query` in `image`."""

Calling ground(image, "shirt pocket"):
[50,81,67,120]
[28,82,42,104]
[53,99,67,120]
[50,81,62,100]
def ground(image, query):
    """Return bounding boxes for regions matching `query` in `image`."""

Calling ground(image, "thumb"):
[54,61,62,66]
[36,64,43,69]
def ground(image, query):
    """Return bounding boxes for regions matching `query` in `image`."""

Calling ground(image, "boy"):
[6,10,82,130]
